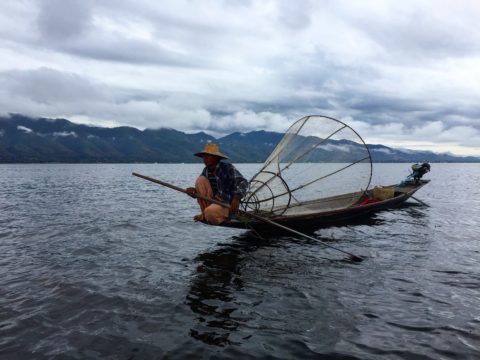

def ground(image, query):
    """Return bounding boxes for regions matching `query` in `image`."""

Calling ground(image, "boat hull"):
[220,180,429,232]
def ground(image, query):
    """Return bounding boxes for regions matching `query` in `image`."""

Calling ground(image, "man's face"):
[203,154,220,169]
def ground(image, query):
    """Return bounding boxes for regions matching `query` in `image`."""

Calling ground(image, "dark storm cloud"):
[37,0,92,41]
[33,0,212,67]
[60,38,206,67]
[0,67,106,104]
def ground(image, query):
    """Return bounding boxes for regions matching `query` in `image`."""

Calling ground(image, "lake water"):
[1,163,479,359]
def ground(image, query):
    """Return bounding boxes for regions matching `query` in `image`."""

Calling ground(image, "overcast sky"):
[0,0,479,155]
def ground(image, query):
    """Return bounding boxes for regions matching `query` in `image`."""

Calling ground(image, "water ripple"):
[1,163,479,359]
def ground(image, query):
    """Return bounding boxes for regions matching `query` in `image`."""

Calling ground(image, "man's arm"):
[186,167,207,198]
[230,195,242,214]
[230,165,248,213]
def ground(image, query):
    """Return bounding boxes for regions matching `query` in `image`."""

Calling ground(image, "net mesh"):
[242,115,372,216]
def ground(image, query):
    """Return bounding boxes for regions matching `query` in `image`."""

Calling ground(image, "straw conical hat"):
[194,143,229,159]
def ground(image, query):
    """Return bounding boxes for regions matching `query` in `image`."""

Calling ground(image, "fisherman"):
[186,143,248,225]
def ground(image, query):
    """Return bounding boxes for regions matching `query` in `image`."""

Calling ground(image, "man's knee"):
[204,205,227,225]
[195,176,211,194]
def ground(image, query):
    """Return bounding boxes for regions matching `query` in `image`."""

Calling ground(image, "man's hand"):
[186,187,197,198]
[230,196,241,215]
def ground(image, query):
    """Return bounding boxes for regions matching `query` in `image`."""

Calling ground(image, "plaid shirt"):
[201,161,248,204]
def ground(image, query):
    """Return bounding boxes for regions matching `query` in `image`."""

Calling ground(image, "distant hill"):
[1,114,479,163]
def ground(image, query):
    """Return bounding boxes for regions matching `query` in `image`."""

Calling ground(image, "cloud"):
[53,131,77,137]
[0,67,107,104]
[318,143,351,153]
[37,0,92,41]
[344,118,480,155]
[17,125,33,133]
[276,0,313,30]
[0,0,479,155]
[371,148,393,155]
[328,0,480,61]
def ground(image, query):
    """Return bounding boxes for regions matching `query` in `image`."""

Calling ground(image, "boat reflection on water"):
[184,201,427,347]
[185,232,270,346]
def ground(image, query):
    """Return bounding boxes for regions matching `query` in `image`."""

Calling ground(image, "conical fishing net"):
[242,115,372,216]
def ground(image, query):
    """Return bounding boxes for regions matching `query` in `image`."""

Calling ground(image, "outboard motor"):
[401,162,430,185]
[411,162,431,182]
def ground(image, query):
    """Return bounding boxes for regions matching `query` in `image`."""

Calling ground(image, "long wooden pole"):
[410,195,429,207]
[132,172,363,262]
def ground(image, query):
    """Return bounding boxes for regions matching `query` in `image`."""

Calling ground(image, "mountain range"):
[1,114,479,163]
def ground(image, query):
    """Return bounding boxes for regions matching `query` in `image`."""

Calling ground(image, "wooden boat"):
[133,115,430,260]
[221,179,429,232]
[207,115,430,232]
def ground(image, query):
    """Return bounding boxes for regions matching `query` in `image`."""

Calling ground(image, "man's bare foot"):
[193,214,205,222]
